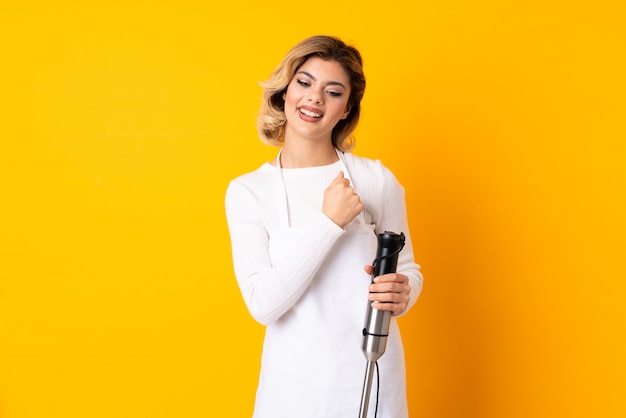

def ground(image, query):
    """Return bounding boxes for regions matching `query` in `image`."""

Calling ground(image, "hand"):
[364,265,411,316]
[323,171,363,228]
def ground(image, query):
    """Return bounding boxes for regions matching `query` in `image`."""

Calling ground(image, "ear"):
[341,106,351,120]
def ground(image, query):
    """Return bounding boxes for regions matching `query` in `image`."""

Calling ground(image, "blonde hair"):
[257,35,366,152]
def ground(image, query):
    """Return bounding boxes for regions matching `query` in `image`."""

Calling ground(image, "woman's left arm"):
[368,163,423,316]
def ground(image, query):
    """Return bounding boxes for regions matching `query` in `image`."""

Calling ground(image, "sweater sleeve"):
[225,179,345,326]
[375,162,423,316]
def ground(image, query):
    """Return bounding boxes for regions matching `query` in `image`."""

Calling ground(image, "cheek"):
[283,89,298,106]
[334,101,351,119]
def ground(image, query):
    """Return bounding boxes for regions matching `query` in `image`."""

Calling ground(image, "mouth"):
[299,107,323,118]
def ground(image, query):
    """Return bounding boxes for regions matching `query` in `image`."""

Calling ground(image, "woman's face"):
[282,56,351,144]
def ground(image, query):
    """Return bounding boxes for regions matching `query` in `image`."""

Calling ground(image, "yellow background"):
[1,1,625,417]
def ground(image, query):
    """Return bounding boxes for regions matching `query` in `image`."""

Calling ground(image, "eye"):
[296,79,310,87]
[326,91,343,97]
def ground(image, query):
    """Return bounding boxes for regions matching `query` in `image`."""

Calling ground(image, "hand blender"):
[358,231,405,418]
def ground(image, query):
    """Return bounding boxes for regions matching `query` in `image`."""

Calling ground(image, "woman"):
[225,35,423,418]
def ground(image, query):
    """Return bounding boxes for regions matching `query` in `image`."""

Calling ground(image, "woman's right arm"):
[225,180,345,326]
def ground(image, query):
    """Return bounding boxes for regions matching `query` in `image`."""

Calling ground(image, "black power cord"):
[374,361,380,417]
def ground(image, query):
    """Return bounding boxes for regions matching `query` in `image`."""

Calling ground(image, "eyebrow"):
[296,71,347,89]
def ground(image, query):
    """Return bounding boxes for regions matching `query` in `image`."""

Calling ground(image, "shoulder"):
[342,152,406,210]
[341,152,400,185]
[341,152,381,176]
[227,163,274,193]
[225,163,276,207]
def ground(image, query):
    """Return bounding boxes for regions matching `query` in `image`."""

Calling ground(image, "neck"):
[279,142,339,168]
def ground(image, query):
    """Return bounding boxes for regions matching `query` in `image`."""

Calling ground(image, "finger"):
[369,293,410,316]
[369,291,409,304]
[329,171,349,188]
[369,277,411,296]
[333,170,345,183]
[370,282,403,294]
[363,265,374,275]
[373,273,408,284]
[370,300,407,315]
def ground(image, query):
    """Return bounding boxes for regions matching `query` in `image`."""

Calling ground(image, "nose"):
[307,90,323,104]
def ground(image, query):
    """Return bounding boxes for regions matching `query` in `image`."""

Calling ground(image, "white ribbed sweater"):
[225,151,422,325]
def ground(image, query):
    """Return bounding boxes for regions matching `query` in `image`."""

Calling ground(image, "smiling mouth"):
[299,108,323,118]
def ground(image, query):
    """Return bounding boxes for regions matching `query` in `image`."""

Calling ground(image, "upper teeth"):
[300,108,322,118]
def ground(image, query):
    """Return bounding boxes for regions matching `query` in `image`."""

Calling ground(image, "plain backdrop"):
[1,1,625,417]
